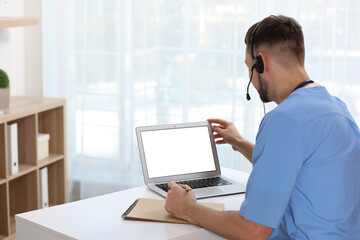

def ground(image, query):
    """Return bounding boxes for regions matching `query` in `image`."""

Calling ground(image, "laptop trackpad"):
[195,188,224,197]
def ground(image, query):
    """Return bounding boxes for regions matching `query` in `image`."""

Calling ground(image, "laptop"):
[135,121,246,199]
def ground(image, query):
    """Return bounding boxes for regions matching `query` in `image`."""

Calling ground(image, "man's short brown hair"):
[245,15,305,66]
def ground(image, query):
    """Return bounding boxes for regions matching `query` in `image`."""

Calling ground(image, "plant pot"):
[0,88,10,108]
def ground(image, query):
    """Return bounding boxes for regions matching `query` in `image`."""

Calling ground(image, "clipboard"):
[122,198,224,224]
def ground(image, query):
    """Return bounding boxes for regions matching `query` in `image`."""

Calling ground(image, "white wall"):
[0,0,42,97]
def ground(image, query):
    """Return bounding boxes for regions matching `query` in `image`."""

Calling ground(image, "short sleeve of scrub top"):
[239,111,305,228]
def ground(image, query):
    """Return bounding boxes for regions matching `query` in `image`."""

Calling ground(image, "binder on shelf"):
[40,167,49,208]
[7,123,19,175]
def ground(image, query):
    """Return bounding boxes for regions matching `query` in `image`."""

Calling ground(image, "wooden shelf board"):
[4,234,15,240]
[0,178,5,185]
[0,97,65,124]
[7,164,36,181]
[0,17,38,29]
[0,234,15,240]
[38,154,64,168]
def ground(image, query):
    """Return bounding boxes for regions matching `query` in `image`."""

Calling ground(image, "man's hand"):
[207,119,255,162]
[208,118,244,151]
[165,181,273,239]
[165,181,197,222]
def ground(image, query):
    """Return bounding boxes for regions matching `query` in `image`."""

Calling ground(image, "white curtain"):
[42,0,360,200]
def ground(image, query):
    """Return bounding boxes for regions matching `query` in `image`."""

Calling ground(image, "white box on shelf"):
[40,167,49,208]
[7,123,19,175]
[37,133,50,160]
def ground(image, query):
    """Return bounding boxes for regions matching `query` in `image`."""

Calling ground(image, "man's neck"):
[274,66,310,104]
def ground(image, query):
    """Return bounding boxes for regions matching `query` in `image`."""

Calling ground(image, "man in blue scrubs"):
[165,15,360,239]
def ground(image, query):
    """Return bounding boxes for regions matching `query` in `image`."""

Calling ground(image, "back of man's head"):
[245,15,305,67]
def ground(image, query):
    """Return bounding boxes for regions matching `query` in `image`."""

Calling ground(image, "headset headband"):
[250,22,261,60]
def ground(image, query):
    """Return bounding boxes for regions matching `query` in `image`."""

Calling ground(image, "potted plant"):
[0,69,10,109]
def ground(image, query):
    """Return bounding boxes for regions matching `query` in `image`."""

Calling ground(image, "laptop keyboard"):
[155,177,232,193]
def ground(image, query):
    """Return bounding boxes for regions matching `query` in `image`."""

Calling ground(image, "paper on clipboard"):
[122,198,224,224]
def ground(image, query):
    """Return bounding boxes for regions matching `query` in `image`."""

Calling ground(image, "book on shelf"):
[7,122,19,175]
[40,167,49,208]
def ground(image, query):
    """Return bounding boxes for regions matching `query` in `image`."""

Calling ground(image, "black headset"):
[246,22,264,101]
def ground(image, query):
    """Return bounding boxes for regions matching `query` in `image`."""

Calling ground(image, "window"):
[43,0,360,199]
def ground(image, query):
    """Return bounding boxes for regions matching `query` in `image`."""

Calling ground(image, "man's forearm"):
[186,204,273,240]
[234,139,254,163]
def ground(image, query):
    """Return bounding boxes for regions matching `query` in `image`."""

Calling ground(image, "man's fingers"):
[179,184,192,192]
[215,140,226,144]
[168,182,192,192]
[213,133,223,139]
[212,125,225,133]
[168,181,177,189]
[207,118,228,126]
[168,181,185,190]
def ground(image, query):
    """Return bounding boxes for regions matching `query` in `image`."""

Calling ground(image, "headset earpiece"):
[253,56,264,74]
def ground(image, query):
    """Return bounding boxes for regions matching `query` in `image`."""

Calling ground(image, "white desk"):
[16,168,249,240]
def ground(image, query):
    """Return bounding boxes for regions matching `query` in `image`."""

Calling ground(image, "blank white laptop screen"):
[141,126,216,178]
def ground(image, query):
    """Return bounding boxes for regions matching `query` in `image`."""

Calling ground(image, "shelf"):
[5,234,15,240]
[0,97,66,238]
[38,107,65,155]
[0,17,38,29]
[8,115,37,167]
[0,183,9,237]
[38,154,64,168]
[47,160,66,206]
[0,124,5,180]
[9,171,38,235]
[16,115,37,166]
[7,164,36,181]
[0,179,6,185]
[0,97,65,124]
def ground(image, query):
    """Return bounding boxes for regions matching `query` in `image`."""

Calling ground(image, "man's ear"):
[258,51,268,73]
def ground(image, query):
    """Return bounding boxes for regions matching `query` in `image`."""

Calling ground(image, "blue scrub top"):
[239,86,360,239]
